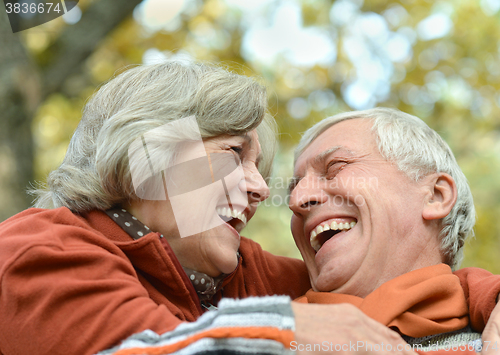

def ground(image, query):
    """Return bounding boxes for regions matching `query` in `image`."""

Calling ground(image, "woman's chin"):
[210,249,239,276]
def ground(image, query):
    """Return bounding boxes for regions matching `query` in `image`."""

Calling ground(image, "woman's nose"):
[242,166,270,203]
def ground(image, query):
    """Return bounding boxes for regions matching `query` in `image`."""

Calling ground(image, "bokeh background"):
[1,0,500,272]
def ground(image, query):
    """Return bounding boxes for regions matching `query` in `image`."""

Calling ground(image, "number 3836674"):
[5,2,62,14]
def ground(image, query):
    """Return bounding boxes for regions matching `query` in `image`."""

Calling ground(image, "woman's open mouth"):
[216,206,247,233]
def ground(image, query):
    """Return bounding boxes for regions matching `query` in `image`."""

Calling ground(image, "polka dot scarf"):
[182,267,226,302]
[105,207,225,303]
[105,208,155,240]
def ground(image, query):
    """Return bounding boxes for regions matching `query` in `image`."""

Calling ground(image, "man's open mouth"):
[216,207,247,231]
[310,219,357,252]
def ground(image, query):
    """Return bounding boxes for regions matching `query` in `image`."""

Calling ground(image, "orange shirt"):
[0,207,310,355]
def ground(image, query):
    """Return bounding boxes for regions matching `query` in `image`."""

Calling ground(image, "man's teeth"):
[216,207,247,225]
[310,221,357,252]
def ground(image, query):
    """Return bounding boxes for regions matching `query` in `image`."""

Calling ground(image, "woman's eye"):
[228,146,243,164]
[230,146,243,154]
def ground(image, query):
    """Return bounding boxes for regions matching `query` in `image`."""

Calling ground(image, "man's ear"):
[422,173,457,221]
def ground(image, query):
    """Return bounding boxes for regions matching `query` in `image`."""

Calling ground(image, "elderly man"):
[102,108,500,355]
[288,107,499,352]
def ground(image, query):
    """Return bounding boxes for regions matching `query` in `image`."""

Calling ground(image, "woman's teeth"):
[216,207,247,225]
[310,220,357,252]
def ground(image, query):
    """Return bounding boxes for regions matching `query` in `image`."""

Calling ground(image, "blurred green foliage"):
[26,0,500,272]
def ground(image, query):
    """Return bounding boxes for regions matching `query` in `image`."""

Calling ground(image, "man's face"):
[289,118,437,297]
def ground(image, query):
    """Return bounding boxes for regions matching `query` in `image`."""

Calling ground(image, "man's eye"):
[326,161,347,178]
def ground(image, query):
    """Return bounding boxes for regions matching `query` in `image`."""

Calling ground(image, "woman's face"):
[126,129,270,277]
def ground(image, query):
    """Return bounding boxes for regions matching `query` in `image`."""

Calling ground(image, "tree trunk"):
[0,0,143,221]
[0,12,40,221]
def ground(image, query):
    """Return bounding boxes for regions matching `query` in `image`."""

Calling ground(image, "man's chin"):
[313,279,339,293]
[312,267,349,293]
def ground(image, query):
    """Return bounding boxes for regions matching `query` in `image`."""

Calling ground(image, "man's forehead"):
[301,119,375,159]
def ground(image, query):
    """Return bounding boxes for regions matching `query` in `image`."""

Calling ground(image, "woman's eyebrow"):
[241,134,252,144]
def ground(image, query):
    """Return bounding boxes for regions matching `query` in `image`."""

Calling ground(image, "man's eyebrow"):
[314,146,343,165]
[317,145,358,163]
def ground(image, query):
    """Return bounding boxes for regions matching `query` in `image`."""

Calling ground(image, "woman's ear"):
[422,173,457,221]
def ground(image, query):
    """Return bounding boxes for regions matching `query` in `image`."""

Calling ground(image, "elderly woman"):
[0,62,311,355]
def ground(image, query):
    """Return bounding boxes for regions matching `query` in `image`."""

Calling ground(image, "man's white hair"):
[32,61,277,212]
[294,107,475,269]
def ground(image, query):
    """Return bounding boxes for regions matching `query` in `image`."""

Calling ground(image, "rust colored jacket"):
[0,207,311,355]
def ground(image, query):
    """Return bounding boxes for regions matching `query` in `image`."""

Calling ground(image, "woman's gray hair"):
[32,61,277,212]
[294,107,475,269]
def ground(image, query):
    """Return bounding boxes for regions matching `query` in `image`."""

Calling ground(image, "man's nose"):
[288,177,327,214]
[243,166,270,203]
